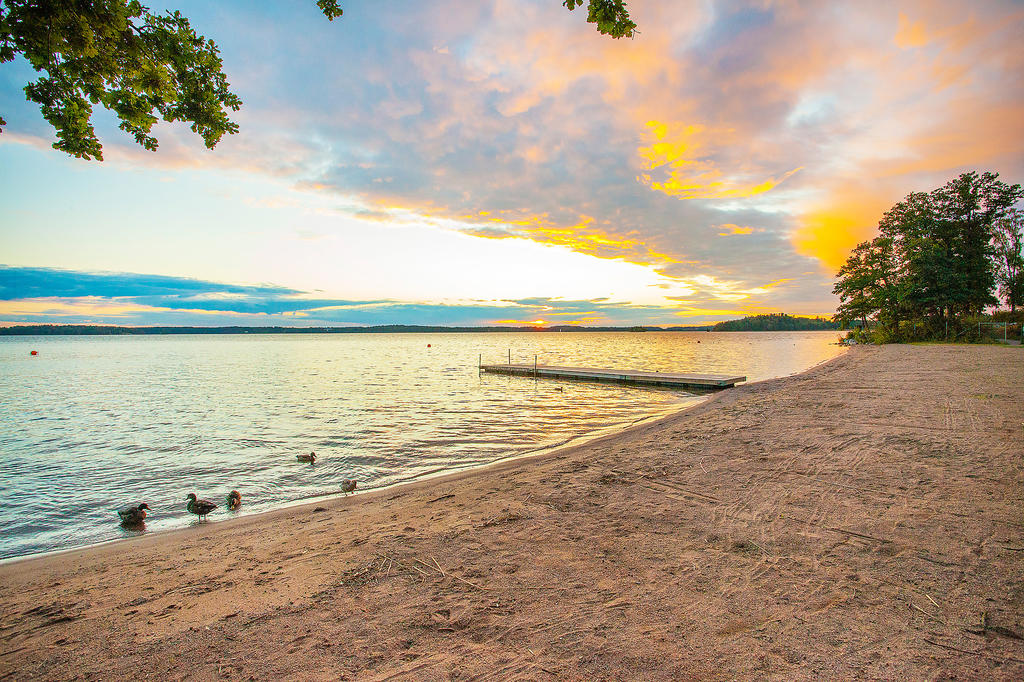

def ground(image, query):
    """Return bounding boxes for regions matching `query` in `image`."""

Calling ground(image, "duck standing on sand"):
[226,490,241,511]
[297,451,316,464]
[341,479,357,495]
[186,493,217,521]
[117,503,150,526]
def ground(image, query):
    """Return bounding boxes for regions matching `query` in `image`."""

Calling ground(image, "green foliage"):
[563,0,636,38]
[0,0,249,159]
[992,208,1024,312]
[1,1,636,159]
[315,1,343,20]
[833,171,1022,342]
[711,313,838,332]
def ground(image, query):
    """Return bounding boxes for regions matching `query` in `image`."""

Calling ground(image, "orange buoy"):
[30,350,38,356]
[427,344,431,347]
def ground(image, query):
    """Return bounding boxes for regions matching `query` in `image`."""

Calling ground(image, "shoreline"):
[2,350,843,568]
[3,344,1021,679]
[0,395,694,568]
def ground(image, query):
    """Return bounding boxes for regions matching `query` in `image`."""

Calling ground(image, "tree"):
[833,236,902,337]
[928,171,1021,316]
[0,1,634,160]
[993,208,1024,312]
[833,171,1022,342]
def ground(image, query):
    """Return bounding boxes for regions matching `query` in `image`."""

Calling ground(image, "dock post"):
[479,354,482,373]
[508,349,511,366]
[534,355,537,379]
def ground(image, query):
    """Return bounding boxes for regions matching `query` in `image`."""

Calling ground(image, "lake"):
[0,331,844,559]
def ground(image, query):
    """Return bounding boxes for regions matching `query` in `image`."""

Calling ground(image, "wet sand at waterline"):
[2,344,1022,680]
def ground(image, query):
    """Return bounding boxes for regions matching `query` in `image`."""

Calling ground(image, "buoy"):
[30,350,38,356]
[427,344,431,348]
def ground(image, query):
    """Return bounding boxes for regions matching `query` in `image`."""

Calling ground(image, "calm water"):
[0,331,843,559]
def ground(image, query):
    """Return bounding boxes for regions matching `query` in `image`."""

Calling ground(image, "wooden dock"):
[480,364,746,389]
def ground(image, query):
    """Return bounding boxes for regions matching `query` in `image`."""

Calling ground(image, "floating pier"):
[480,363,746,390]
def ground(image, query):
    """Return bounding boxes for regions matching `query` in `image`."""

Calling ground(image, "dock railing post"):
[508,349,511,366]
[534,354,537,379]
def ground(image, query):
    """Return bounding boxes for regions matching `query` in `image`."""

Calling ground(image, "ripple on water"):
[0,331,844,559]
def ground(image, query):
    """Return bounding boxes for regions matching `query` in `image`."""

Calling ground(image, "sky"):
[1,0,1022,327]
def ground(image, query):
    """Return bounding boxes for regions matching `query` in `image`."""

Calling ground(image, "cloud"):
[637,120,803,200]
[0,266,734,326]
[0,266,300,300]
[716,224,758,236]
[3,0,1022,320]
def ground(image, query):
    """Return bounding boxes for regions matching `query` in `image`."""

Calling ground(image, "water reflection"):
[0,331,843,559]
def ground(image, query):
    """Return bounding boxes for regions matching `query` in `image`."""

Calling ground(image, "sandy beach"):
[2,344,1022,680]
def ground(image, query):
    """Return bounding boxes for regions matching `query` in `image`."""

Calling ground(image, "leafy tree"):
[1,1,634,160]
[993,208,1024,312]
[833,236,903,337]
[833,171,1022,341]
[833,241,878,330]
[929,171,1021,316]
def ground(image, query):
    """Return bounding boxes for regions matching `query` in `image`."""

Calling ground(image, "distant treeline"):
[0,324,717,335]
[711,314,838,332]
[0,319,838,335]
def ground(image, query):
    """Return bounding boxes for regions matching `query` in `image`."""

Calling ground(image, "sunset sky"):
[1,0,1022,327]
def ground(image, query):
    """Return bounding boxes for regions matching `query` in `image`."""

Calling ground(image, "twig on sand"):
[699,457,708,474]
[381,554,428,578]
[413,557,439,575]
[924,637,985,657]
[825,527,892,544]
[406,562,429,577]
[926,593,941,610]
[430,556,446,577]
[923,637,1024,664]
[910,602,945,625]
[449,573,486,591]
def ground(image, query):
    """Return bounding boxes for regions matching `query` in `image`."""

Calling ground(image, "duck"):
[226,490,241,511]
[117,503,150,526]
[297,451,317,464]
[186,493,217,521]
[341,479,357,495]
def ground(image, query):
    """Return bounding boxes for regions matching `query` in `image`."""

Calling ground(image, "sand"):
[1,344,1023,680]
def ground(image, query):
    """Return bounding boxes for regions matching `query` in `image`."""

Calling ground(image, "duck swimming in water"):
[297,451,317,464]
[226,490,241,511]
[186,493,217,521]
[117,503,150,526]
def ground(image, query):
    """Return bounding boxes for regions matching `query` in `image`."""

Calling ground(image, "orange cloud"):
[895,12,928,48]
[637,121,802,200]
[491,318,548,326]
[792,189,892,271]
[717,224,757,236]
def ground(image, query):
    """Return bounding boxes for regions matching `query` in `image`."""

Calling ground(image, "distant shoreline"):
[0,323,837,335]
